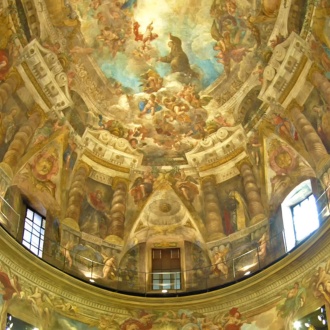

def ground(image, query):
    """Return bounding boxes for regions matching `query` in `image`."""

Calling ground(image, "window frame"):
[290,193,319,245]
[22,207,46,258]
[151,248,181,291]
[281,179,319,252]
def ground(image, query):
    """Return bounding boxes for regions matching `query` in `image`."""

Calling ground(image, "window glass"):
[31,246,38,255]
[282,180,319,252]
[23,231,31,242]
[24,223,32,232]
[26,209,34,220]
[34,213,42,227]
[292,194,319,243]
[22,240,30,249]
[25,219,32,228]
[151,249,181,291]
[22,207,45,258]
[31,234,40,247]
[32,228,39,236]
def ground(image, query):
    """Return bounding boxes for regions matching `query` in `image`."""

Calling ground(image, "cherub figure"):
[212,247,229,279]
[60,240,74,268]
[138,94,162,117]
[141,22,158,50]
[102,254,117,279]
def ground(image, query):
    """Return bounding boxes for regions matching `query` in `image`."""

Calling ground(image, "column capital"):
[307,63,324,84]
[62,218,80,231]
[284,100,303,118]
[7,67,24,90]
[112,177,129,189]
[27,103,46,124]
[236,158,252,171]
[104,235,124,246]
[200,175,216,186]
[74,161,91,175]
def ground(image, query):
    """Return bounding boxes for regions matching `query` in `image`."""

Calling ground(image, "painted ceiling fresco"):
[49,0,283,165]
[1,0,330,328]
[76,0,270,88]
[0,0,329,300]
[0,0,327,250]
[0,0,328,268]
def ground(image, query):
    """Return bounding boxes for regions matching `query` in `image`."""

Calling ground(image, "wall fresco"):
[1,255,330,329]
[0,0,330,329]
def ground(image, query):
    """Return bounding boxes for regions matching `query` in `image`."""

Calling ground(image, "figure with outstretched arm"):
[159,34,197,77]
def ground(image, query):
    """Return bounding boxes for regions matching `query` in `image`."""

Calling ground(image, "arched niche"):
[239,87,262,128]
[63,91,92,137]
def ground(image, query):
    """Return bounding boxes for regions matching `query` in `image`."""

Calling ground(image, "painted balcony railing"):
[0,189,329,297]
[0,197,20,238]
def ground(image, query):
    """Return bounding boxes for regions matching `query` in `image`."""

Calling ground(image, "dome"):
[0,0,330,329]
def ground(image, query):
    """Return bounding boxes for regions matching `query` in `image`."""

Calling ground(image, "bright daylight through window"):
[281,180,319,252]
[22,207,46,258]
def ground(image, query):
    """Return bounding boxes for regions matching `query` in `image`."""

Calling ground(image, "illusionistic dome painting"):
[37,0,287,165]
[0,0,330,328]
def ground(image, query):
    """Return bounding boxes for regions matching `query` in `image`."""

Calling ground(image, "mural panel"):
[2,255,330,329]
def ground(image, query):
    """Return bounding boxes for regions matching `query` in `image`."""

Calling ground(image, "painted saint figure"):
[228,191,249,230]
[130,170,154,205]
[159,34,197,77]
[174,170,199,203]
[79,189,109,238]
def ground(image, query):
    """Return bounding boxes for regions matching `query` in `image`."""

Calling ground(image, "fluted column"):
[290,105,329,172]
[201,176,225,240]
[64,163,90,230]
[0,68,23,111]
[309,68,330,105]
[239,162,266,225]
[106,178,128,241]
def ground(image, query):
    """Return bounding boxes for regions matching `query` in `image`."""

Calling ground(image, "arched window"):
[281,180,319,252]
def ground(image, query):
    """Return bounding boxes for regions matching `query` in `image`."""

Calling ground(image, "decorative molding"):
[83,149,130,174]
[0,222,329,319]
[186,125,247,171]
[259,32,313,109]
[199,147,245,172]
[17,39,73,112]
[82,129,142,170]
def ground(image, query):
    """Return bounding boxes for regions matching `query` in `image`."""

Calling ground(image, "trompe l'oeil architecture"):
[0,0,330,329]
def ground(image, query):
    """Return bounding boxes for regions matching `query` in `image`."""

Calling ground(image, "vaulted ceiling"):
[0,0,329,292]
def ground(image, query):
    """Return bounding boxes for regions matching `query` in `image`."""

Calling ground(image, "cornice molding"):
[0,220,329,318]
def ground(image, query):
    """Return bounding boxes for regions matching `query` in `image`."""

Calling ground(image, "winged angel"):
[310,259,330,309]
[276,281,306,329]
